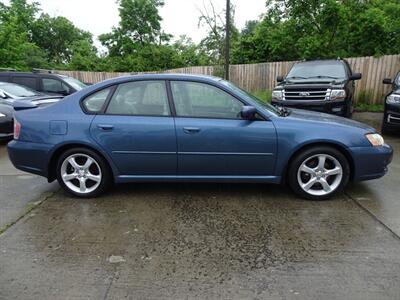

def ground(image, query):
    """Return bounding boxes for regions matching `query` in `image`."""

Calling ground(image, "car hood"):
[285,108,376,132]
[276,79,346,89]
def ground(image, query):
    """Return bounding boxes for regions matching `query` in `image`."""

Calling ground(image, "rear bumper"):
[272,99,347,116]
[7,140,52,178]
[349,144,393,181]
[0,117,13,135]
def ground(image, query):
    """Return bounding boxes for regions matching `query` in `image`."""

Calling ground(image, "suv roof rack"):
[32,68,55,74]
[0,67,17,72]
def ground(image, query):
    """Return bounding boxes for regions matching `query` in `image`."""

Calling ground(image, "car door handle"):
[183,127,201,134]
[97,124,114,131]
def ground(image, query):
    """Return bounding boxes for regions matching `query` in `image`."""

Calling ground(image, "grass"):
[354,103,384,113]
[250,90,272,104]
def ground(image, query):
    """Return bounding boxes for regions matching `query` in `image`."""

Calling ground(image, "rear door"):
[89,80,177,176]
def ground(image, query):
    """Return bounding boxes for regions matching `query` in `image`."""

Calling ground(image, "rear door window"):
[12,76,37,90]
[106,81,170,116]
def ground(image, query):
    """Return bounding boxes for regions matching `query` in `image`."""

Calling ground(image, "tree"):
[99,0,168,56]
[31,14,94,64]
[0,0,44,69]
[232,0,400,63]
[198,1,238,67]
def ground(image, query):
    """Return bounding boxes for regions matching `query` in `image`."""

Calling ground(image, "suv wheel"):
[56,148,111,198]
[288,146,350,200]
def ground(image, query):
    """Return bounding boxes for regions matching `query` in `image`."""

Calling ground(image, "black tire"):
[56,147,111,198]
[288,146,350,200]
[344,101,353,118]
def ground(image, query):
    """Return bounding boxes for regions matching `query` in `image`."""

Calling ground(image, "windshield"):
[0,83,40,97]
[287,62,346,79]
[220,80,279,115]
[63,77,87,91]
[395,73,400,86]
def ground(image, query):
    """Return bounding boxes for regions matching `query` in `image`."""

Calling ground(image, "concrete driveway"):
[0,113,399,299]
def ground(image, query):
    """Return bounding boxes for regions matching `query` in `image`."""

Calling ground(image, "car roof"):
[294,60,345,66]
[110,73,223,83]
[0,71,66,78]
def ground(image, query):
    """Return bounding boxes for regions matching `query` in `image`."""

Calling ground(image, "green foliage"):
[355,103,384,112]
[232,0,400,64]
[250,90,272,104]
[0,0,399,74]
[31,14,93,64]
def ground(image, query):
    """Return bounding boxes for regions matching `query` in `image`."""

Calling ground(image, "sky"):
[9,0,267,45]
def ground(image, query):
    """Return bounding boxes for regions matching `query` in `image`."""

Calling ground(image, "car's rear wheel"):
[56,148,111,198]
[288,146,350,200]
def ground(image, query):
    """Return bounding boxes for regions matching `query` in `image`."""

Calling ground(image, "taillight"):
[14,119,21,140]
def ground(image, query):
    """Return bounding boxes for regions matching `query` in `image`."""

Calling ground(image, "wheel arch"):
[282,142,355,183]
[47,143,116,183]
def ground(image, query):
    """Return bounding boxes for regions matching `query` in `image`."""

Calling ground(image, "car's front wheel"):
[56,148,111,198]
[288,146,350,200]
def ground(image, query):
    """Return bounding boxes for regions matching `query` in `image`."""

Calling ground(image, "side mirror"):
[349,73,362,80]
[383,78,393,85]
[277,75,284,82]
[241,106,257,120]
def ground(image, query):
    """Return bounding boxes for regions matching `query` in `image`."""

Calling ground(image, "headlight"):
[386,94,400,104]
[272,90,283,101]
[330,89,346,101]
[366,133,384,147]
[0,113,6,117]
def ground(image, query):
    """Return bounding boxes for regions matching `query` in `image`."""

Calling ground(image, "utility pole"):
[225,0,231,80]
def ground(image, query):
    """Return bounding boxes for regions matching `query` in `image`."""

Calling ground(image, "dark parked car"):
[382,71,400,134]
[0,82,63,140]
[272,59,362,118]
[8,74,392,200]
[0,103,14,140]
[0,70,87,96]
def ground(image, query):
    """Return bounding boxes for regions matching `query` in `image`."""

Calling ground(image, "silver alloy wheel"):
[297,154,343,196]
[60,153,102,194]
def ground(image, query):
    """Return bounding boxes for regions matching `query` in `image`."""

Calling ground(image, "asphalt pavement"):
[0,112,399,300]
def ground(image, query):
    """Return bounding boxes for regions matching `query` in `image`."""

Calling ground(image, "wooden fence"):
[56,54,400,104]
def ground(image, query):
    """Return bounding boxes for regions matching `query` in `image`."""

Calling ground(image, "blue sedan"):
[7,74,393,200]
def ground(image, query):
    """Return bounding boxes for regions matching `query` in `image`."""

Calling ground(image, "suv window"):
[171,81,244,119]
[43,78,70,94]
[0,75,9,83]
[287,62,346,79]
[82,88,112,113]
[12,77,37,90]
[106,81,169,116]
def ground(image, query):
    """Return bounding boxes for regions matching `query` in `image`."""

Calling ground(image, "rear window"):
[12,76,37,89]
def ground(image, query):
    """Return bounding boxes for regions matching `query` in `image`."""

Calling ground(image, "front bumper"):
[7,140,53,178]
[272,99,347,116]
[383,102,400,130]
[349,144,393,182]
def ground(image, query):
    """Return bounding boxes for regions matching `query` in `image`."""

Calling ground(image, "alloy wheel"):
[297,154,343,196]
[60,153,102,194]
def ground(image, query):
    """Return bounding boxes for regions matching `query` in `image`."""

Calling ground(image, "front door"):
[89,80,177,176]
[170,81,277,176]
